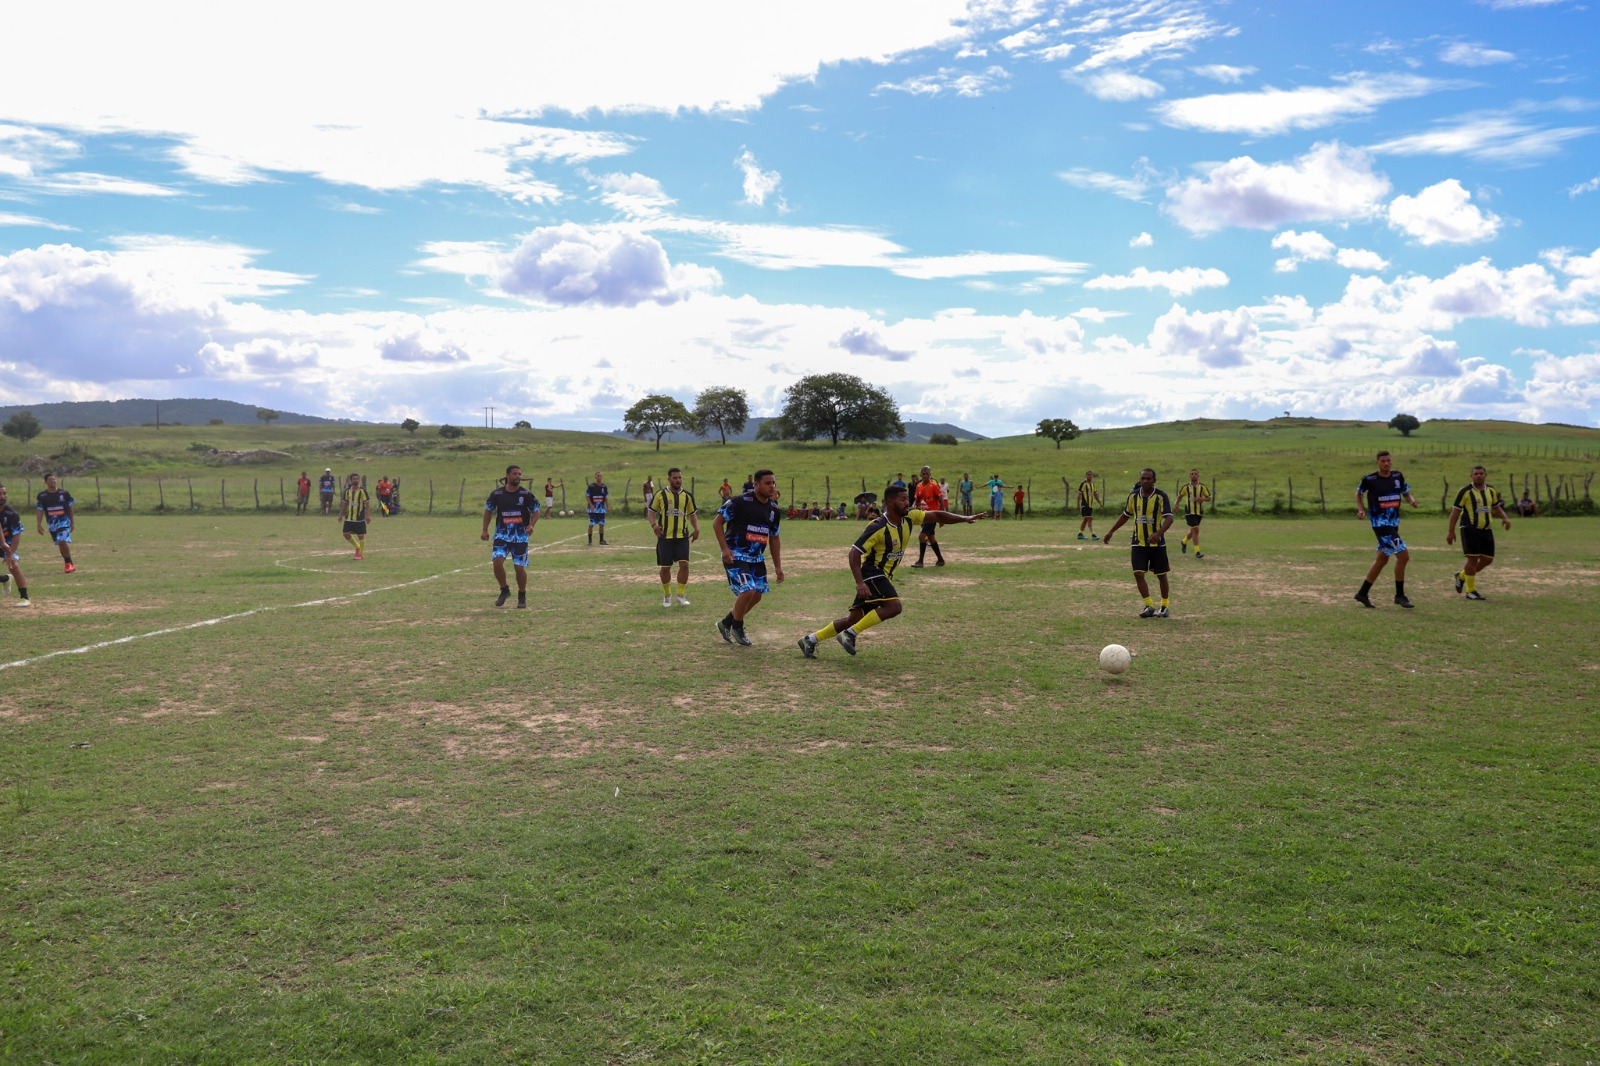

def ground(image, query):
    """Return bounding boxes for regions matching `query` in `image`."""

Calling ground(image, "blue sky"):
[2,0,1597,436]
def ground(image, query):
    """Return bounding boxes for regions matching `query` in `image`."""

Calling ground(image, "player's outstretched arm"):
[932,510,984,525]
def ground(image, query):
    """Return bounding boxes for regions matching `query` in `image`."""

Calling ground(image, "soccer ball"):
[1099,644,1131,674]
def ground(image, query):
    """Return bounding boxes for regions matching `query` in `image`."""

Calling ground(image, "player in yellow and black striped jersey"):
[796,483,985,658]
[649,467,700,607]
[1076,471,1101,540]
[1177,468,1212,558]
[339,472,370,559]
[1446,465,1512,601]
[1101,467,1175,618]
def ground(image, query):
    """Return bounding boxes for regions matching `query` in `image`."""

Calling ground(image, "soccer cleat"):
[1454,571,1465,594]
[673,595,691,607]
[716,618,735,644]
[1354,591,1375,608]
[1180,540,1188,554]
[1091,534,1099,541]
[1394,594,1414,609]
[1138,606,1158,618]
[1077,533,1086,540]
[354,552,363,560]
[935,559,945,567]
[797,634,818,659]
[1156,606,1170,618]
[516,597,527,609]
[1194,552,1205,559]
[496,589,511,607]
[1465,591,1487,601]
[64,562,76,573]
[662,595,673,607]
[909,561,924,568]
[17,597,30,607]
[835,628,858,656]
[600,538,609,546]
[733,625,752,647]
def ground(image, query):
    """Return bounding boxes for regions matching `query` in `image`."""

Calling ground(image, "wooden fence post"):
[428,479,434,514]
[458,479,466,514]
[188,478,195,511]
[279,478,285,508]
[1442,479,1449,513]
[1288,477,1294,512]
[1318,477,1325,513]
[95,476,103,510]
[157,478,165,511]
[221,479,227,510]
[1251,478,1257,513]
[253,478,260,510]
[126,478,132,511]
[825,475,831,508]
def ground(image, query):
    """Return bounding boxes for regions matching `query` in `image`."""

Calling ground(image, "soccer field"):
[3,511,1597,1062]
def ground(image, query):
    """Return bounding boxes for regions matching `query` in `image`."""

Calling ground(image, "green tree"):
[623,394,694,452]
[401,418,420,435]
[513,419,532,430]
[255,408,280,426]
[929,432,959,446]
[2,411,43,444]
[438,424,465,439]
[692,386,750,445]
[1035,418,1080,449]
[779,373,904,446]
[1388,413,1420,437]
[754,415,794,442]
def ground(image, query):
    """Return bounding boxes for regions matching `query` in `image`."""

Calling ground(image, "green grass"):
[7,417,1598,519]
[2,507,1597,1063]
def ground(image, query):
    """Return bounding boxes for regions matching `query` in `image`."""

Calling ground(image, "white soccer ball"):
[1099,644,1131,674]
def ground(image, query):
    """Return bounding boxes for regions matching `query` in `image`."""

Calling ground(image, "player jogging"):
[340,473,370,559]
[1102,467,1174,618]
[482,465,541,608]
[35,473,76,573]
[1354,450,1419,608]
[586,471,609,546]
[1446,465,1511,602]
[1076,471,1101,540]
[1177,468,1212,557]
[712,469,783,646]
[0,484,33,606]
[649,466,699,607]
[909,466,947,568]
[797,483,984,659]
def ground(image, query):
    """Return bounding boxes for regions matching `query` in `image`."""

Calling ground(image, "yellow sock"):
[676,583,687,597]
[1143,595,1154,608]
[1465,573,1477,593]
[814,622,838,642]
[357,537,365,552]
[1161,597,1169,608]
[662,582,672,596]
[853,610,885,634]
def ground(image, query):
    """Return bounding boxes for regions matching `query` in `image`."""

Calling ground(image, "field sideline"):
[3,510,1597,1062]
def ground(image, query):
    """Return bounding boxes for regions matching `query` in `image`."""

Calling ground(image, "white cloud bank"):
[1387,179,1502,245]
[1166,142,1391,233]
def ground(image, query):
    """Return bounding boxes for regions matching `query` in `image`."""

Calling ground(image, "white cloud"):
[0,212,73,230]
[836,326,913,361]
[735,149,784,208]
[1336,248,1390,271]
[1387,179,1501,245]
[1395,336,1463,377]
[29,172,181,197]
[1084,266,1229,296]
[496,224,721,307]
[877,65,1012,98]
[1157,74,1447,136]
[1130,232,1154,248]
[594,172,675,217]
[1149,305,1259,368]
[1567,176,1600,197]
[1190,64,1255,84]
[1073,7,1227,72]
[1271,230,1337,272]
[1083,71,1164,101]
[379,324,471,364]
[1439,41,1515,66]
[1166,142,1391,233]
[1369,104,1597,164]
[1057,158,1161,201]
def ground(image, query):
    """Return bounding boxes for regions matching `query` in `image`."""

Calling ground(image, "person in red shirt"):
[910,465,948,568]
[296,471,312,515]
[1013,484,1025,519]
[376,476,393,517]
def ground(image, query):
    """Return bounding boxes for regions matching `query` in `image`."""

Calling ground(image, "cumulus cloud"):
[1082,71,1164,101]
[736,149,784,208]
[1387,179,1501,245]
[1271,230,1337,272]
[1166,142,1391,233]
[1569,176,1600,197]
[496,224,720,307]
[1130,232,1154,248]
[1439,41,1515,66]
[1149,305,1259,367]
[380,328,471,364]
[1084,266,1229,296]
[1157,74,1447,136]
[594,172,675,217]
[1395,336,1464,376]
[835,326,913,361]
[1336,248,1390,271]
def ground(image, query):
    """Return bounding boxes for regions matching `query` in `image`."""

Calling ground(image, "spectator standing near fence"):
[959,473,974,515]
[35,473,77,573]
[713,469,783,647]
[0,484,32,606]
[1102,467,1174,618]
[986,474,1005,519]
[340,473,370,560]
[642,474,655,516]
[543,478,556,516]
[1354,450,1419,609]
[650,467,699,607]
[1177,468,1212,558]
[1012,483,1026,519]
[482,464,540,608]
[319,468,336,515]
[586,471,609,546]
[296,471,311,516]
[1447,465,1512,602]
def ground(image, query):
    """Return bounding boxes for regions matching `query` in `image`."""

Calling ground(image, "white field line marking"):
[1,531,591,674]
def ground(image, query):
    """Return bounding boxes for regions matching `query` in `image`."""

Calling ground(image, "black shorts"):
[343,520,367,535]
[920,519,937,538]
[1080,505,1094,517]
[1131,544,1170,574]
[851,573,899,613]
[1185,514,1203,528]
[656,537,691,566]
[1460,526,1495,558]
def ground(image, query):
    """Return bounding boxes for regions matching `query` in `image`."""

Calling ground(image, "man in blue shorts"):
[0,483,33,606]
[35,472,77,573]
[712,468,784,646]
[481,464,541,608]
[1354,450,1419,608]
[586,471,609,546]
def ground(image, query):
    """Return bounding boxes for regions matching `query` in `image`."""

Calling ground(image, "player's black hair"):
[667,467,681,477]
[752,468,774,483]
[1376,450,1391,459]
[884,484,908,503]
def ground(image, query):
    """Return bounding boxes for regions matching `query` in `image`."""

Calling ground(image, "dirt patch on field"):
[22,598,153,616]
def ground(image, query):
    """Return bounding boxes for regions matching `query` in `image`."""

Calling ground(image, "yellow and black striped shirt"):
[341,486,369,523]
[651,487,697,540]
[1077,480,1099,508]
[1452,484,1501,530]
[1177,481,1211,516]
[1121,489,1173,547]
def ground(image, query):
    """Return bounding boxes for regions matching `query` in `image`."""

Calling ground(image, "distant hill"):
[613,418,987,445]
[0,398,358,429]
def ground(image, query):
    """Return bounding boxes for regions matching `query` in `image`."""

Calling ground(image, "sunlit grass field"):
[3,504,1598,1062]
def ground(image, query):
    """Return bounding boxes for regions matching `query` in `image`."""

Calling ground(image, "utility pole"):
[484,406,495,428]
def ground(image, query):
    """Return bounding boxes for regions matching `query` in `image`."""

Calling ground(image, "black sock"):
[1359,581,1373,596]
[1395,581,1406,597]
[501,585,511,593]
[0,574,8,584]
[723,612,737,628]
[17,586,26,598]
[917,544,927,562]
[932,543,944,561]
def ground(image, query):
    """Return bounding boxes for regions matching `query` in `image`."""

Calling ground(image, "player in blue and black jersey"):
[1446,464,1511,602]
[586,471,609,546]
[481,464,541,608]
[797,482,984,659]
[1354,450,1420,608]
[35,473,77,573]
[1102,467,1175,618]
[712,469,784,646]
[0,483,32,606]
